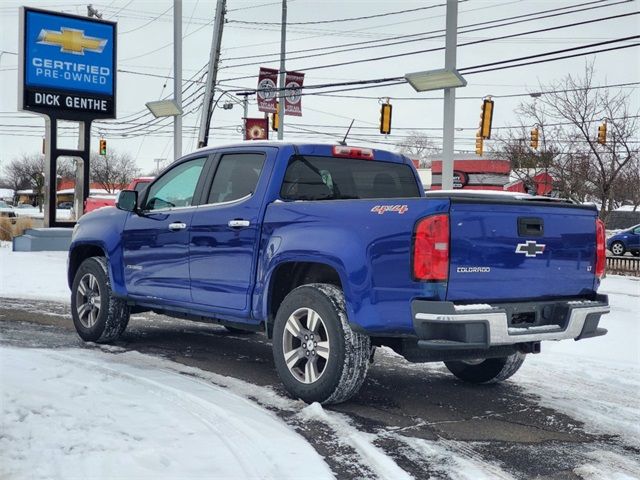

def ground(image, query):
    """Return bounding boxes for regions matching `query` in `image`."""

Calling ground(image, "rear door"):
[189,148,275,313]
[447,200,598,302]
[122,156,209,303]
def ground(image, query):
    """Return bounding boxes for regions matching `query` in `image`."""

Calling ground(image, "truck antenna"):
[338,119,355,146]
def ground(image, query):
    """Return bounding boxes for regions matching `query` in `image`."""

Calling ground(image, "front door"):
[123,156,208,303]
[189,150,271,312]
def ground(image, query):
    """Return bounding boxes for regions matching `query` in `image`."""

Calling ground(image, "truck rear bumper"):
[411,295,609,349]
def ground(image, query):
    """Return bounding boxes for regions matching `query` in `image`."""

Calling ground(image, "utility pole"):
[197,0,226,148]
[174,0,182,159]
[441,0,458,190]
[277,0,287,140]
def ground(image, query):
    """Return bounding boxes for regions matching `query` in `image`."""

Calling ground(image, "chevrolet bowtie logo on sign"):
[37,28,107,55]
[516,241,546,257]
[19,7,116,119]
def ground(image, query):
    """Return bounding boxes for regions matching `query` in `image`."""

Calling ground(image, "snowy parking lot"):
[1,246,639,479]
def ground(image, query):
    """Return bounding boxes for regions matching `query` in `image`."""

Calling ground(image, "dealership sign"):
[18,7,117,119]
[453,171,469,189]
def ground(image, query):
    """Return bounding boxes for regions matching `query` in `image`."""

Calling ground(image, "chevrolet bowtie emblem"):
[516,240,546,257]
[37,28,107,55]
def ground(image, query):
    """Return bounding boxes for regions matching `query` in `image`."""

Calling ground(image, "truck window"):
[280,156,420,201]
[207,153,265,204]
[144,157,206,211]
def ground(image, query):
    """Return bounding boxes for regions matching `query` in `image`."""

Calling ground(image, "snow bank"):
[0,248,69,302]
[0,346,333,480]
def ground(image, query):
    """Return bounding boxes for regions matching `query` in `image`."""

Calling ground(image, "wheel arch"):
[68,243,109,289]
[263,260,349,338]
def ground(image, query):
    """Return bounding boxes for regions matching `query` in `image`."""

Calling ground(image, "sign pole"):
[277,0,287,140]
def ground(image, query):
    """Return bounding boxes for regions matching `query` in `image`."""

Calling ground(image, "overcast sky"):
[1,0,638,173]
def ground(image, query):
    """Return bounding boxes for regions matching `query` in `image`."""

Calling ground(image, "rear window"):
[280,156,420,201]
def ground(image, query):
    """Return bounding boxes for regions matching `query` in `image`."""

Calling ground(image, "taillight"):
[332,145,374,160]
[595,218,606,278]
[413,214,449,281]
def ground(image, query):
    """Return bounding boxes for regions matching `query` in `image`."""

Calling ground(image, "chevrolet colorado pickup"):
[68,143,610,404]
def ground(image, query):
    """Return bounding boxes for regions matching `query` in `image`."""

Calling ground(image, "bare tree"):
[494,63,638,217]
[90,150,140,193]
[396,132,440,168]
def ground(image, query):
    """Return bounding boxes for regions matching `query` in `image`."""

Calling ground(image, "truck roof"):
[192,141,408,164]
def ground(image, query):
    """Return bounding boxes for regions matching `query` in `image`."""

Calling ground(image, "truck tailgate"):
[447,199,598,302]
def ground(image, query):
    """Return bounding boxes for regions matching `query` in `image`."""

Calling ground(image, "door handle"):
[168,222,187,231]
[228,219,250,228]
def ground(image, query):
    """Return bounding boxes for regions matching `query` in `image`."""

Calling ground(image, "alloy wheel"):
[76,273,102,328]
[282,307,330,384]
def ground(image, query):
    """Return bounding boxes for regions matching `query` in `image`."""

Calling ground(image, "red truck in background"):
[84,177,154,214]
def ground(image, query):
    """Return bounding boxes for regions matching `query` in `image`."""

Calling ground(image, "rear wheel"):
[444,352,525,384]
[71,257,130,343]
[611,241,625,256]
[272,283,370,404]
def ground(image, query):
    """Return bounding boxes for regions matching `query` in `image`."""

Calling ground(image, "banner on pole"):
[284,71,304,117]
[257,67,278,113]
[245,118,269,140]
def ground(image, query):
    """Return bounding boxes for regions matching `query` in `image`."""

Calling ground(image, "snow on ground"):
[0,346,334,480]
[513,275,640,449]
[13,207,72,220]
[0,248,69,302]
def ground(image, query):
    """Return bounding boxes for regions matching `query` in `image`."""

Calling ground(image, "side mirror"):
[116,190,138,212]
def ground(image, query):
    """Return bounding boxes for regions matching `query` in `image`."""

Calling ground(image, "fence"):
[606,256,640,276]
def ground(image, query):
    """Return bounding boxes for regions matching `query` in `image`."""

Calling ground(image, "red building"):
[429,154,511,190]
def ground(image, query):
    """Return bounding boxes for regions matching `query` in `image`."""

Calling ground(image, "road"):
[1,297,637,480]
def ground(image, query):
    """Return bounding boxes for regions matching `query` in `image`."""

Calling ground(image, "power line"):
[221,0,629,63]
[227,1,451,25]
[120,5,172,35]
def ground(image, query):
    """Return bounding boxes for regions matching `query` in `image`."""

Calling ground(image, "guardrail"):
[606,256,640,276]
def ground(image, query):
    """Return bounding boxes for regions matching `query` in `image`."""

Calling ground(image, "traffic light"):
[530,128,539,149]
[99,138,107,156]
[479,98,494,139]
[379,102,392,135]
[475,130,483,156]
[272,102,279,132]
[597,122,607,145]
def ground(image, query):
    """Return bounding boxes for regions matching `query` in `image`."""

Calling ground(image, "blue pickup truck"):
[68,143,610,404]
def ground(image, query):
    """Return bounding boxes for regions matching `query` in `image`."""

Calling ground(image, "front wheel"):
[71,257,130,343]
[272,283,370,404]
[444,352,525,384]
[610,241,626,256]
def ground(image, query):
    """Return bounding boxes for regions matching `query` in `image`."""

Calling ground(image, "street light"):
[404,68,466,92]
[145,99,182,118]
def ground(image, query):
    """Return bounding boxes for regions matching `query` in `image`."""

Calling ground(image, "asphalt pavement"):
[1,297,637,480]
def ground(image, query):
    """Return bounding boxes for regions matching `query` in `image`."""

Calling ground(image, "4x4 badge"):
[516,241,545,257]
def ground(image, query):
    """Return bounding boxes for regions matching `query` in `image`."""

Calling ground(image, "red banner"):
[245,118,269,141]
[257,67,278,113]
[284,71,304,117]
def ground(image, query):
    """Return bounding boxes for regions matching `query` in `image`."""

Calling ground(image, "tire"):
[272,283,370,404]
[444,352,526,384]
[611,241,626,256]
[71,256,130,343]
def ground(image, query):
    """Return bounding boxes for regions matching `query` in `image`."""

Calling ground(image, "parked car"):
[58,201,73,209]
[68,142,610,404]
[607,224,640,256]
[84,177,154,214]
